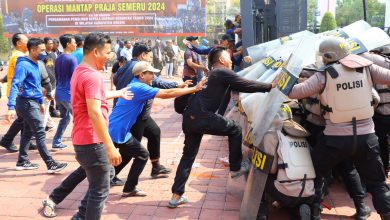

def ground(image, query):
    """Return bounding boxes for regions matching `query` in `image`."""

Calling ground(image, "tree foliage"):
[336,0,385,27]
[0,14,9,54]
[319,12,337,32]
[307,0,318,32]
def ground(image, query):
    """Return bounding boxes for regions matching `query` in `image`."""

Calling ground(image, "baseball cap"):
[133,61,160,76]
[186,36,198,41]
[221,34,234,42]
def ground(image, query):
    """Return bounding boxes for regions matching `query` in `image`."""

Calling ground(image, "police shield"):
[239,34,317,220]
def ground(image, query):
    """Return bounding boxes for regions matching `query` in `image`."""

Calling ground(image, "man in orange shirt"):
[0,33,33,152]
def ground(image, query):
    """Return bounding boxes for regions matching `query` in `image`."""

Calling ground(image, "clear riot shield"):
[348,27,390,55]
[239,34,317,220]
[247,31,310,63]
[240,41,301,118]
[246,20,372,65]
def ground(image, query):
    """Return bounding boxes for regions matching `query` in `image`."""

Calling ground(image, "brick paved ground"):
[0,68,383,219]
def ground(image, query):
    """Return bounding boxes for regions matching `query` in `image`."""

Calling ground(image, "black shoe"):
[50,110,61,118]
[122,188,147,197]
[16,161,39,170]
[151,165,172,178]
[47,161,67,174]
[0,141,18,153]
[29,142,38,150]
[110,176,125,187]
[354,205,371,220]
[45,125,55,132]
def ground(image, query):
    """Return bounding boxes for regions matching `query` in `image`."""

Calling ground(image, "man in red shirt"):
[43,33,132,220]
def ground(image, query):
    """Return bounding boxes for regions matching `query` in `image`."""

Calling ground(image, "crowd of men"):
[2,13,390,220]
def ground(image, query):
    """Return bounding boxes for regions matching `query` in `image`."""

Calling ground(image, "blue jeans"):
[74,144,110,220]
[15,98,53,166]
[49,166,115,205]
[53,101,72,147]
[165,62,174,77]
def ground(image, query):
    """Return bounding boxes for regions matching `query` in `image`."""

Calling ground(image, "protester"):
[169,47,276,208]
[45,33,132,220]
[109,61,206,196]
[183,36,207,86]
[120,40,133,61]
[7,38,67,173]
[0,33,35,152]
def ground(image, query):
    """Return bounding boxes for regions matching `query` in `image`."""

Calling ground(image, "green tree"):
[319,12,337,32]
[0,14,9,54]
[307,0,318,32]
[336,0,385,27]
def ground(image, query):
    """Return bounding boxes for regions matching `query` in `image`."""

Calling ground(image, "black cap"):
[221,34,234,42]
[186,36,198,41]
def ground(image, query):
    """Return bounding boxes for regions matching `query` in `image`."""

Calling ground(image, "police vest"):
[276,130,315,181]
[375,84,390,115]
[374,57,390,115]
[320,63,374,123]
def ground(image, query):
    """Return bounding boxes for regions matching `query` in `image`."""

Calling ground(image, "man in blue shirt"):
[72,34,84,64]
[112,43,192,185]
[109,61,206,197]
[52,34,77,150]
[7,38,67,173]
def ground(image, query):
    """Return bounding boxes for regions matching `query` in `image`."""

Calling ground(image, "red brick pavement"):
[0,70,383,219]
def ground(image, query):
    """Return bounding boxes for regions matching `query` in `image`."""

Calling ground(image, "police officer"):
[360,49,390,175]
[299,68,374,220]
[288,37,390,220]
[258,104,315,220]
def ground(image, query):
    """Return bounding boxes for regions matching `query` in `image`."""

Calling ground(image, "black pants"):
[304,120,366,201]
[373,115,390,170]
[171,113,242,196]
[258,175,315,218]
[0,114,24,146]
[312,133,390,214]
[131,115,161,160]
[114,137,149,192]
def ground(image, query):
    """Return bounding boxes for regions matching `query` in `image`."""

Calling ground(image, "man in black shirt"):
[168,47,276,208]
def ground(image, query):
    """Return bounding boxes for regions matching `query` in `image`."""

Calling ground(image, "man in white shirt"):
[120,40,132,60]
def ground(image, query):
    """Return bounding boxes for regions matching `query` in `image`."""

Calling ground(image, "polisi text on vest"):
[289,141,308,148]
[336,80,363,91]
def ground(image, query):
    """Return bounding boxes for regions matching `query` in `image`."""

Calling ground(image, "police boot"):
[353,199,371,220]
[311,203,322,220]
[381,213,390,220]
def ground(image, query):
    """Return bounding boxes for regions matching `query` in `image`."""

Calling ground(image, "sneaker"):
[50,110,61,118]
[299,204,311,220]
[45,126,55,132]
[151,165,172,178]
[42,198,57,218]
[52,144,68,151]
[110,176,125,187]
[230,159,251,179]
[168,195,188,208]
[16,161,39,171]
[122,188,147,197]
[0,141,18,153]
[29,142,38,150]
[47,161,67,174]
